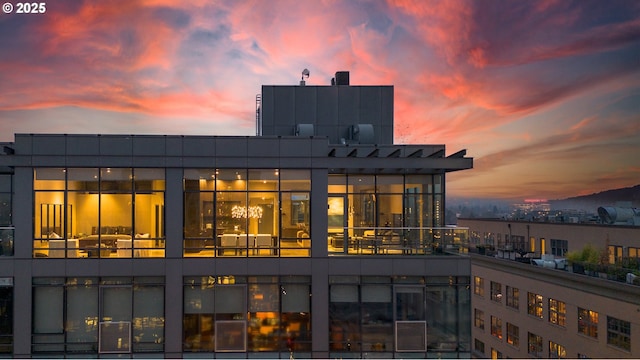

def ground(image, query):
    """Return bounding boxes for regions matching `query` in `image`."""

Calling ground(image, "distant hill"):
[549,184,640,212]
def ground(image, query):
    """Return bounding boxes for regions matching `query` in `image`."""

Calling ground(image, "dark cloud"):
[152,6,191,29]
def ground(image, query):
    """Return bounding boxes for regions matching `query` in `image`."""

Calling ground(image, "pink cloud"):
[0,0,638,200]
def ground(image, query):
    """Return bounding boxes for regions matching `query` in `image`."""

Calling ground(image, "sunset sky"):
[1,0,638,201]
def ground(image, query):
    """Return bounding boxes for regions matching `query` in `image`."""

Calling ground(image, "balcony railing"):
[328,226,469,255]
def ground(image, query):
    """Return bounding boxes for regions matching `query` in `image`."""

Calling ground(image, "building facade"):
[459,218,640,358]
[0,75,474,358]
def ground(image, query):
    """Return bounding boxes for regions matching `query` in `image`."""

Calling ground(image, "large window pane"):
[184,278,215,352]
[248,169,278,190]
[133,285,164,351]
[183,169,216,191]
[34,168,65,190]
[33,287,64,334]
[395,286,425,321]
[215,286,246,318]
[280,170,310,191]
[184,191,213,248]
[361,285,392,352]
[102,287,132,322]
[0,173,11,227]
[216,169,247,190]
[66,281,98,351]
[329,284,360,352]
[34,192,66,239]
[328,175,346,193]
[101,168,132,191]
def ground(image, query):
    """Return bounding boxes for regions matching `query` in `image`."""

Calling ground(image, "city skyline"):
[1,0,639,200]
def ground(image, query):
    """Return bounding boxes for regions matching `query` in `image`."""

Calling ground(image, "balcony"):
[328,226,469,256]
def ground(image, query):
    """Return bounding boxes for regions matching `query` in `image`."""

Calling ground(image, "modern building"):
[0,72,474,358]
[459,218,640,358]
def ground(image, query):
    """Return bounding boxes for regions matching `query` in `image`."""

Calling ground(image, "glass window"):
[0,285,12,353]
[550,239,568,257]
[490,281,502,303]
[0,227,13,257]
[507,323,519,347]
[527,292,543,318]
[280,170,310,191]
[578,307,598,338]
[32,277,164,355]
[329,276,469,357]
[328,174,346,193]
[528,332,543,358]
[607,316,630,351]
[184,275,310,354]
[491,347,503,359]
[66,278,98,352]
[184,169,308,258]
[33,168,165,259]
[360,285,392,352]
[33,284,65,352]
[248,169,278,190]
[328,174,451,255]
[549,341,566,358]
[506,286,519,309]
[490,316,502,339]
[549,298,566,327]
[474,276,484,297]
[474,338,485,355]
[474,309,484,330]
[329,284,360,352]
[34,168,66,190]
[0,174,11,227]
[216,169,247,190]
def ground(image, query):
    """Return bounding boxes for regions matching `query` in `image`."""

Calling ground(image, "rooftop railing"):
[328,226,469,256]
[469,246,640,286]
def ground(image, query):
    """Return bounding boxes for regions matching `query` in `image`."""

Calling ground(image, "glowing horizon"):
[1,0,639,201]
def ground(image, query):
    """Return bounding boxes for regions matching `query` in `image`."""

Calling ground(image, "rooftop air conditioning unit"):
[351,124,374,144]
[295,124,314,137]
[334,71,350,85]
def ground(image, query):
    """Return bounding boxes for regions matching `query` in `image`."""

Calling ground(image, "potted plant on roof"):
[566,244,601,275]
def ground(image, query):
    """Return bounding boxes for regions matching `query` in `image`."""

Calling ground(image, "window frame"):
[473,276,484,297]
[474,308,484,330]
[577,307,598,338]
[506,322,519,347]
[527,332,543,358]
[548,298,566,327]
[606,316,630,351]
[549,341,566,359]
[490,281,502,303]
[490,316,502,340]
[527,292,543,319]
[506,286,519,309]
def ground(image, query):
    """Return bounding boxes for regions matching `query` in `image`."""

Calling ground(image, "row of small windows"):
[475,276,632,352]
[470,231,574,258]
[474,336,566,358]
